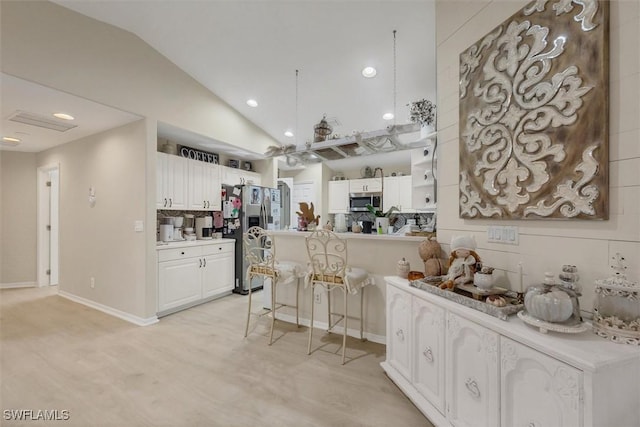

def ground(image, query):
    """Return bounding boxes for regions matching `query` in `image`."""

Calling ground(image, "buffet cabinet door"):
[501,337,583,427]
[386,285,412,381]
[412,297,445,414]
[446,312,499,427]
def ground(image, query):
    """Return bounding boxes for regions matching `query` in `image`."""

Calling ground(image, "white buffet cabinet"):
[383,277,640,427]
[157,239,235,316]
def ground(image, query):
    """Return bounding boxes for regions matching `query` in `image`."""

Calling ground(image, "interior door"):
[292,182,315,218]
[49,169,59,285]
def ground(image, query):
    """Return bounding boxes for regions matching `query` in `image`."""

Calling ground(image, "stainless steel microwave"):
[349,193,382,212]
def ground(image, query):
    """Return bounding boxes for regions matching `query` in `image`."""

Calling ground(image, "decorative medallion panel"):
[459,0,609,219]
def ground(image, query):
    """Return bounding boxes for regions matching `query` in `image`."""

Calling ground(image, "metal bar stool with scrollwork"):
[244,226,305,345]
[305,229,373,364]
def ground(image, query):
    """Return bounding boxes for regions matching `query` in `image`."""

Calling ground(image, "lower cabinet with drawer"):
[382,277,640,427]
[157,240,234,316]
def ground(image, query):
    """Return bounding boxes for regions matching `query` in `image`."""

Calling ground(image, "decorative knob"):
[180,251,185,255]
[395,329,404,341]
[465,378,480,399]
[423,347,434,363]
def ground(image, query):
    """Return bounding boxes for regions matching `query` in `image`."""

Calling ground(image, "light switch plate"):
[134,220,144,232]
[488,225,518,245]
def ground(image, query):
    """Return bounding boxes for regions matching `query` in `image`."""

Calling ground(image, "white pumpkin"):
[525,288,573,323]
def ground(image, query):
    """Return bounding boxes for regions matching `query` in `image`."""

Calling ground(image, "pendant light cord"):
[295,69,299,146]
[393,30,397,127]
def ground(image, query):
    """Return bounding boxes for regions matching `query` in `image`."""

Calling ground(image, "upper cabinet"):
[156,152,188,210]
[157,152,221,211]
[221,166,261,186]
[328,180,350,214]
[349,177,382,194]
[188,161,220,211]
[383,175,414,213]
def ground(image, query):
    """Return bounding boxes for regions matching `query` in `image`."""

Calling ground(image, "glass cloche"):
[593,253,639,345]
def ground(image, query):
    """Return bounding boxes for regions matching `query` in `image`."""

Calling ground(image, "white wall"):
[435,0,640,311]
[0,1,279,156]
[36,120,151,319]
[0,152,38,285]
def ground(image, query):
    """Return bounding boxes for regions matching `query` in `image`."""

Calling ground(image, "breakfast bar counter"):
[270,229,432,342]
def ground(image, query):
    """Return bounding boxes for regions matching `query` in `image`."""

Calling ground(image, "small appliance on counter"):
[173,216,184,241]
[159,224,173,242]
[195,216,213,240]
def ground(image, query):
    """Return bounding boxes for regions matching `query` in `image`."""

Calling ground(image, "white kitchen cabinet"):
[446,312,499,427]
[156,152,188,210]
[157,240,234,316]
[328,180,350,213]
[413,297,445,413]
[383,175,414,212]
[188,160,220,211]
[501,337,582,427]
[387,284,412,381]
[221,166,261,186]
[349,177,382,193]
[201,245,234,299]
[158,256,202,312]
[382,277,640,427]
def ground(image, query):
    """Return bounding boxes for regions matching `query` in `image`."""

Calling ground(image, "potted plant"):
[366,204,399,234]
[408,98,436,137]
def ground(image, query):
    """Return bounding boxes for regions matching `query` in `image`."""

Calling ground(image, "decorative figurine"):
[296,202,320,229]
[396,258,410,279]
[419,237,446,277]
[439,235,480,290]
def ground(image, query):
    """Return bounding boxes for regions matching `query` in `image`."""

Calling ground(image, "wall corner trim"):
[58,290,159,327]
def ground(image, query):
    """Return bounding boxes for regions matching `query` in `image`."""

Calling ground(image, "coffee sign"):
[178,145,219,164]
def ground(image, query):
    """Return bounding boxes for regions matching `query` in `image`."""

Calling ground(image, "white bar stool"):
[243,226,304,345]
[305,229,372,364]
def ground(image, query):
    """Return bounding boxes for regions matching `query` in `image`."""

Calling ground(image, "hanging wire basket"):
[313,115,332,142]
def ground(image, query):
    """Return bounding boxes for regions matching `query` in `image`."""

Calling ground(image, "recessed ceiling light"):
[383,113,394,120]
[284,130,294,138]
[53,112,75,120]
[0,136,21,147]
[362,67,377,78]
[246,99,258,107]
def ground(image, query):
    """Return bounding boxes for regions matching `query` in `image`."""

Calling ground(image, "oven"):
[349,193,382,212]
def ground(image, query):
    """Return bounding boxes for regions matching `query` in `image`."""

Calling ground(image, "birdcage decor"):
[593,253,640,346]
[313,114,332,142]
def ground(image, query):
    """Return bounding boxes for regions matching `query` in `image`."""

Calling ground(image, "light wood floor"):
[1,286,432,427]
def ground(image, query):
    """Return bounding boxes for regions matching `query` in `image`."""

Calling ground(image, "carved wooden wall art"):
[459,0,609,219]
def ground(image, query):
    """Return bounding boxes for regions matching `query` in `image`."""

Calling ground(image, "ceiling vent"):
[8,110,77,132]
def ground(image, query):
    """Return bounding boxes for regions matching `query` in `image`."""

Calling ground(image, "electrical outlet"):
[314,291,321,304]
[90,277,95,289]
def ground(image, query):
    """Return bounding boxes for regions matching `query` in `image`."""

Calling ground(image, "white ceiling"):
[51,0,437,152]
[0,73,141,153]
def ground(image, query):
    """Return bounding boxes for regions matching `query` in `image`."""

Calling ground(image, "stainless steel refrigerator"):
[221,184,281,295]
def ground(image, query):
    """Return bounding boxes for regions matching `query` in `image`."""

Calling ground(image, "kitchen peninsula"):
[270,230,431,342]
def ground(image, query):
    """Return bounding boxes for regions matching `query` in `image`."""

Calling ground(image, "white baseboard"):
[0,281,37,289]
[274,312,386,345]
[58,291,158,327]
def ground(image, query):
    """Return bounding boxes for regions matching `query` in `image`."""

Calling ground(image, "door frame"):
[37,163,60,287]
